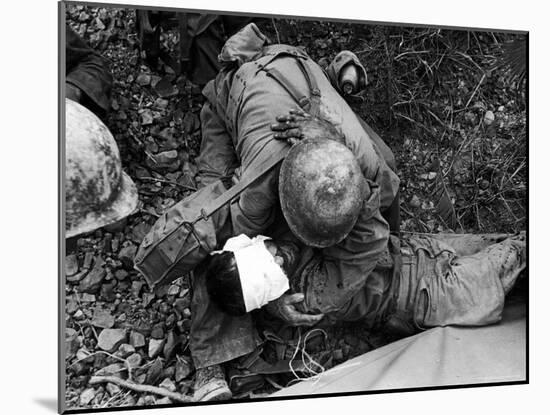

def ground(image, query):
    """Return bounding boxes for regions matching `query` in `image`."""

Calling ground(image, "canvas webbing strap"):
[263,56,321,117]
[190,148,286,225]
[190,52,322,225]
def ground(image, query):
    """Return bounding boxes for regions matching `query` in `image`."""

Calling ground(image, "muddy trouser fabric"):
[190,260,262,369]
[136,11,252,86]
[392,233,526,332]
[188,16,254,86]
[66,25,112,115]
[295,233,526,333]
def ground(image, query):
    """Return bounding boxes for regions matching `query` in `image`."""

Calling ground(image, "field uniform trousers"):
[324,233,527,333]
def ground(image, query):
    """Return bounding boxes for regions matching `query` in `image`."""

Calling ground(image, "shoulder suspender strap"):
[295,58,321,117]
[262,56,321,117]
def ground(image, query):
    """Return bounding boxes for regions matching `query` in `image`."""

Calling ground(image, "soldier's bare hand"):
[271,108,345,146]
[267,293,324,327]
[271,108,312,145]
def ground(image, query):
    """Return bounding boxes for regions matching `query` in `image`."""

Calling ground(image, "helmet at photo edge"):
[65,98,138,239]
[279,137,368,248]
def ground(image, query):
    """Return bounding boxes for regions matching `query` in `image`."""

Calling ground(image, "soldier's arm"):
[195,100,239,188]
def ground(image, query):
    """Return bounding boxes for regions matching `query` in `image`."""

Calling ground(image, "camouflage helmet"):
[65,98,138,238]
[279,137,368,248]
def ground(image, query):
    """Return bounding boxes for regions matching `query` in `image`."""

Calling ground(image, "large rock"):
[167,283,181,297]
[118,244,137,268]
[96,363,126,378]
[142,292,155,307]
[91,309,115,329]
[117,343,135,358]
[145,150,181,173]
[148,338,166,359]
[127,352,142,369]
[153,77,178,98]
[66,269,89,283]
[156,127,180,151]
[151,325,165,340]
[145,357,164,385]
[66,295,79,315]
[79,388,96,406]
[163,331,178,359]
[79,293,96,303]
[82,251,94,269]
[175,357,192,382]
[484,110,495,126]
[100,281,117,302]
[78,257,106,293]
[131,281,144,298]
[65,254,79,276]
[114,269,129,281]
[182,112,199,134]
[65,327,79,359]
[131,222,151,244]
[136,73,151,86]
[159,378,176,392]
[97,329,127,353]
[140,109,153,126]
[106,383,121,396]
[174,296,191,313]
[129,331,146,348]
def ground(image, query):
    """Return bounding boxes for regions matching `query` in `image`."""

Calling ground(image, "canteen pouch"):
[134,180,228,289]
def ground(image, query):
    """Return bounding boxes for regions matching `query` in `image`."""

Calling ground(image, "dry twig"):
[89,376,193,403]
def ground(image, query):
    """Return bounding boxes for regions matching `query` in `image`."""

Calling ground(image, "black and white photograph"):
[60,0,528,412]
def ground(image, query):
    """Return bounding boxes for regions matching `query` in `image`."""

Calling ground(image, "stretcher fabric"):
[272,301,526,396]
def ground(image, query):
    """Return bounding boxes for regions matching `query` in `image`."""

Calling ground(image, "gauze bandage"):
[220,234,289,312]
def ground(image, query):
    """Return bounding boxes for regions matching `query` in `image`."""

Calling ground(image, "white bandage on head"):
[220,234,289,312]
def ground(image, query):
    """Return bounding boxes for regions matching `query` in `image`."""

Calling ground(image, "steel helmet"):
[65,98,138,238]
[279,137,368,248]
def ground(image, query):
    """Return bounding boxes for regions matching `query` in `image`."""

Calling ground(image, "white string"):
[288,328,329,384]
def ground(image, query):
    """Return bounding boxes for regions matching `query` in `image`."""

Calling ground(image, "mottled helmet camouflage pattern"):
[65,98,138,238]
[279,137,368,248]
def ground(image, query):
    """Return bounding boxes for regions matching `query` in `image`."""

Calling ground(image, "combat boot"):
[193,364,232,402]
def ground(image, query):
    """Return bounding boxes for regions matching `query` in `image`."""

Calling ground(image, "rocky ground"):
[64,5,527,410]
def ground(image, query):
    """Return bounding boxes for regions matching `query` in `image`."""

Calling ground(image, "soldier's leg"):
[414,233,526,328]
[324,232,526,335]
[191,103,246,367]
[190,102,250,401]
[188,21,224,86]
[190,261,260,401]
[189,260,261,369]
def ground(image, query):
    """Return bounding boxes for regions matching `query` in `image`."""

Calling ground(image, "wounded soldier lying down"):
[206,232,526,328]
[202,230,526,383]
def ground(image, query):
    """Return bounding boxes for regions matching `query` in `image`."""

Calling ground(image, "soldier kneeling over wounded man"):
[194,139,526,399]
